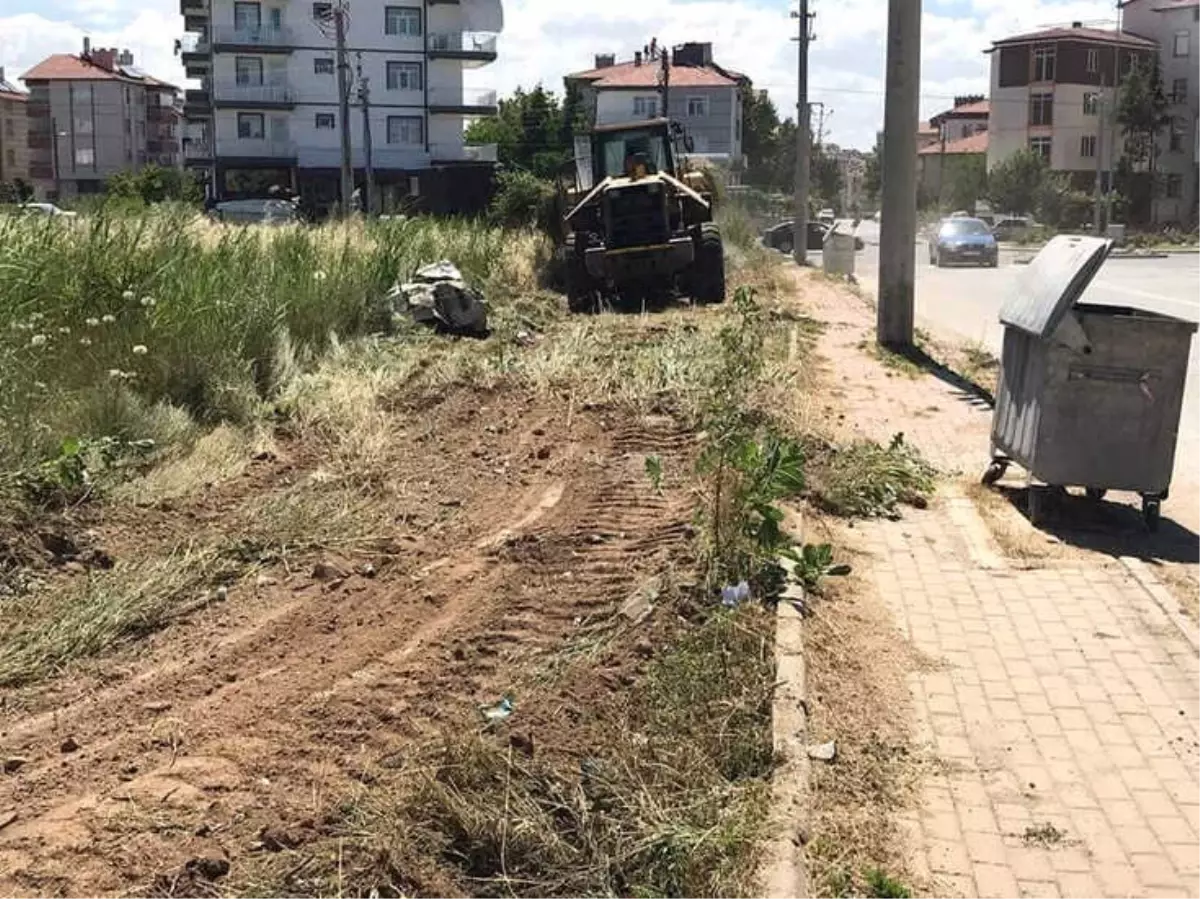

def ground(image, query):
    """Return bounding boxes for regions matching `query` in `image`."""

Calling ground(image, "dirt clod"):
[60,736,80,753]
[311,560,348,582]
[185,856,230,880]
[142,701,172,713]
[3,757,27,773]
[258,826,301,852]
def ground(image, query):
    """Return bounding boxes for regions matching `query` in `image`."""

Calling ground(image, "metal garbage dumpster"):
[822,227,856,276]
[982,235,1197,530]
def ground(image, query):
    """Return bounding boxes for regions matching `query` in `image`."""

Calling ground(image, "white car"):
[18,202,76,217]
[817,208,836,224]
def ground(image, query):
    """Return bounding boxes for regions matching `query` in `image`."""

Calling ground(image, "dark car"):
[928,217,998,268]
[762,219,864,254]
[991,216,1033,242]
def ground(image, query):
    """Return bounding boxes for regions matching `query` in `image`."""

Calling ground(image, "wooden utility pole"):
[357,53,374,216]
[334,0,353,215]
[791,0,812,265]
[877,0,921,349]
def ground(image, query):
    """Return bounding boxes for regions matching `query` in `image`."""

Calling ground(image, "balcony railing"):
[296,146,429,169]
[211,25,294,47]
[430,142,498,162]
[184,140,212,159]
[224,138,296,158]
[427,87,498,110]
[428,32,497,55]
[214,82,294,105]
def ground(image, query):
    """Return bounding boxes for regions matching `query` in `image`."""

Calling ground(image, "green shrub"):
[488,169,558,232]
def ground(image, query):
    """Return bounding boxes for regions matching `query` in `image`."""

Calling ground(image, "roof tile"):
[918,131,988,155]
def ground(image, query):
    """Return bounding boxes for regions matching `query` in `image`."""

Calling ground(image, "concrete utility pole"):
[877,0,921,349]
[357,53,374,216]
[791,0,812,265]
[334,0,353,216]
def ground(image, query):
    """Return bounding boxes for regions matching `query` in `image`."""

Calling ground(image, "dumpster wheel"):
[1142,496,1161,532]
[981,459,1009,487]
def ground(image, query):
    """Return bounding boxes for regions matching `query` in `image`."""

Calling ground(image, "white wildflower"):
[140,296,156,307]
[79,337,92,347]
[108,369,124,379]
[122,289,135,301]
[29,334,47,348]
[101,314,116,324]
[132,344,148,355]
[57,326,70,335]
[313,270,327,282]
[85,317,100,327]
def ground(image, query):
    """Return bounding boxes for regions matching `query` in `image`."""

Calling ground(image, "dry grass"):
[962,482,1055,567]
[801,528,926,898]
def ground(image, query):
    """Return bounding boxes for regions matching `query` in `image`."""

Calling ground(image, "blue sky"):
[0,0,1122,148]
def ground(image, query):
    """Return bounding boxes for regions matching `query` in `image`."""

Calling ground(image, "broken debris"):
[806,740,837,763]
[388,260,489,337]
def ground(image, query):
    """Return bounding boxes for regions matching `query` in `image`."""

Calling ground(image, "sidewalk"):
[798,271,1200,899]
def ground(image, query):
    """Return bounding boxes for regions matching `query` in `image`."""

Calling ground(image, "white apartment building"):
[1120,0,1199,223]
[179,0,503,213]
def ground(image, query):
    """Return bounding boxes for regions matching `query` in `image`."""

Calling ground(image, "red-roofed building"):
[21,40,181,201]
[565,42,749,171]
[0,67,30,189]
[985,21,1158,205]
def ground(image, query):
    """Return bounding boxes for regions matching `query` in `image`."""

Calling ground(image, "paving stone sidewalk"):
[800,272,1200,899]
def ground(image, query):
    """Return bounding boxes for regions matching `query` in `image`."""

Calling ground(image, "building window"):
[74,146,95,166]
[386,61,422,90]
[5,148,13,168]
[633,95,658,118]
[235,56,263,85]
[1032,45,1056,81]
[1029,136,1051,161]
[3,118,12,137]
[686,96,708,117]
[1174,31,1190,56]
[1082,92,1099,116]
[1080,135,1097,157]
[314,57,334,75]
[1165,173,1183,197]
[74,115,94,134]
[384,6,421,36]
[233,1,261,31]
[312,2,332,20]
[1085,48,1098,73]
[1173,77,1188,102]
[1029,91,1053,126]
[237,112,265,138]
[387,115,423,145]
[1169,117,1185,151]
[315,112,335,129]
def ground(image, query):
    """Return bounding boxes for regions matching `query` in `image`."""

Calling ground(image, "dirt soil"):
[0,388,700,897]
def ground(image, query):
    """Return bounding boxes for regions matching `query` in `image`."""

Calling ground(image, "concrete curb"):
[762,554,811,898]
[1119,555,1200,653]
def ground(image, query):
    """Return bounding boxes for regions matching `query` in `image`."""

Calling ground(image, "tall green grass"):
[0,209,546,472]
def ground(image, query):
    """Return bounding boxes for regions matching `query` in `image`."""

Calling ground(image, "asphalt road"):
[848,219,1200,535]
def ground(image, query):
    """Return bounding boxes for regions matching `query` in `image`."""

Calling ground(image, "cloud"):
[1,0,1120,147]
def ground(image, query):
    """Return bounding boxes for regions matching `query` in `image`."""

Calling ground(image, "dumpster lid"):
[999,235,1112,340]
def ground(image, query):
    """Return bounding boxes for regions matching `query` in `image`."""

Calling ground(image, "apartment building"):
[1120,0,1199,222]
[0,68,30,188]
[565,42,747,172]
[179,0,503,213]
[986,24,1156,188]
[917,95,989,201]
[21,43,181,200]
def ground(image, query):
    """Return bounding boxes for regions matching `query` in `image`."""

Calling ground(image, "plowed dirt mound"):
[0,388,699,897]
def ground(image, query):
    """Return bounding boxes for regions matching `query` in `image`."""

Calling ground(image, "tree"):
[811,146,844,212]
[942,154,988,212]
[741,86,783,188]
[465,85,573,180]
[1116,58,1170,224]
[986,149,1047,215]
[106,165,201,205]
[863,131,883,206]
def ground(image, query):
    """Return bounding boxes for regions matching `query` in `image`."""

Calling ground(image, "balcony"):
[427,87,498,116]
[146,103,176,122]
[427,32,498,67]
[296,146,429,169]
[180,33,212,76]
[211,25,295,51]
[430,142,498,163]
[184,139,213,161]
[184,88,211,118]
[222,137,297,161]
[27,133,52,151]
[26,101,50,120]
[213,82,295,108]
[179,0,207,14]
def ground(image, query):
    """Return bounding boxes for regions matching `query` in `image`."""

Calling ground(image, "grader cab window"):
[595,128,670,179]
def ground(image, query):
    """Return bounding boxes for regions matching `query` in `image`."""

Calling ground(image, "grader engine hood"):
[564,172,710,227]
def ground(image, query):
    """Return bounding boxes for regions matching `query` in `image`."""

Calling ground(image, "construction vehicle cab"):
[559,118,725,312]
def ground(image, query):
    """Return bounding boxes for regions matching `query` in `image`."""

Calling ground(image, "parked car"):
[18,202,76,218]
[208,198,299,225]
[991,216,1033,242]
[817,208,836,224]
[928,217,998,267]
[762,219,864,254]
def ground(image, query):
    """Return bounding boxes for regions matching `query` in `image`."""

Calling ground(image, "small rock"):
[194,823,211,837]
[143,701,172,713]
[185,857,230,881]
[806,740,837,763]
[252,450,277,462]
[259,826,300,852]
[214,585,228,601]
[509,732,535,757]
[357,562,377,579]
[255,574,279,588]
[535,446,551,460]
[311,560,348,582]
[588,533,606,544]
[3,757,28,773]
[60,736,79,754]
[63,561,87,575]
[633,638,653,658]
